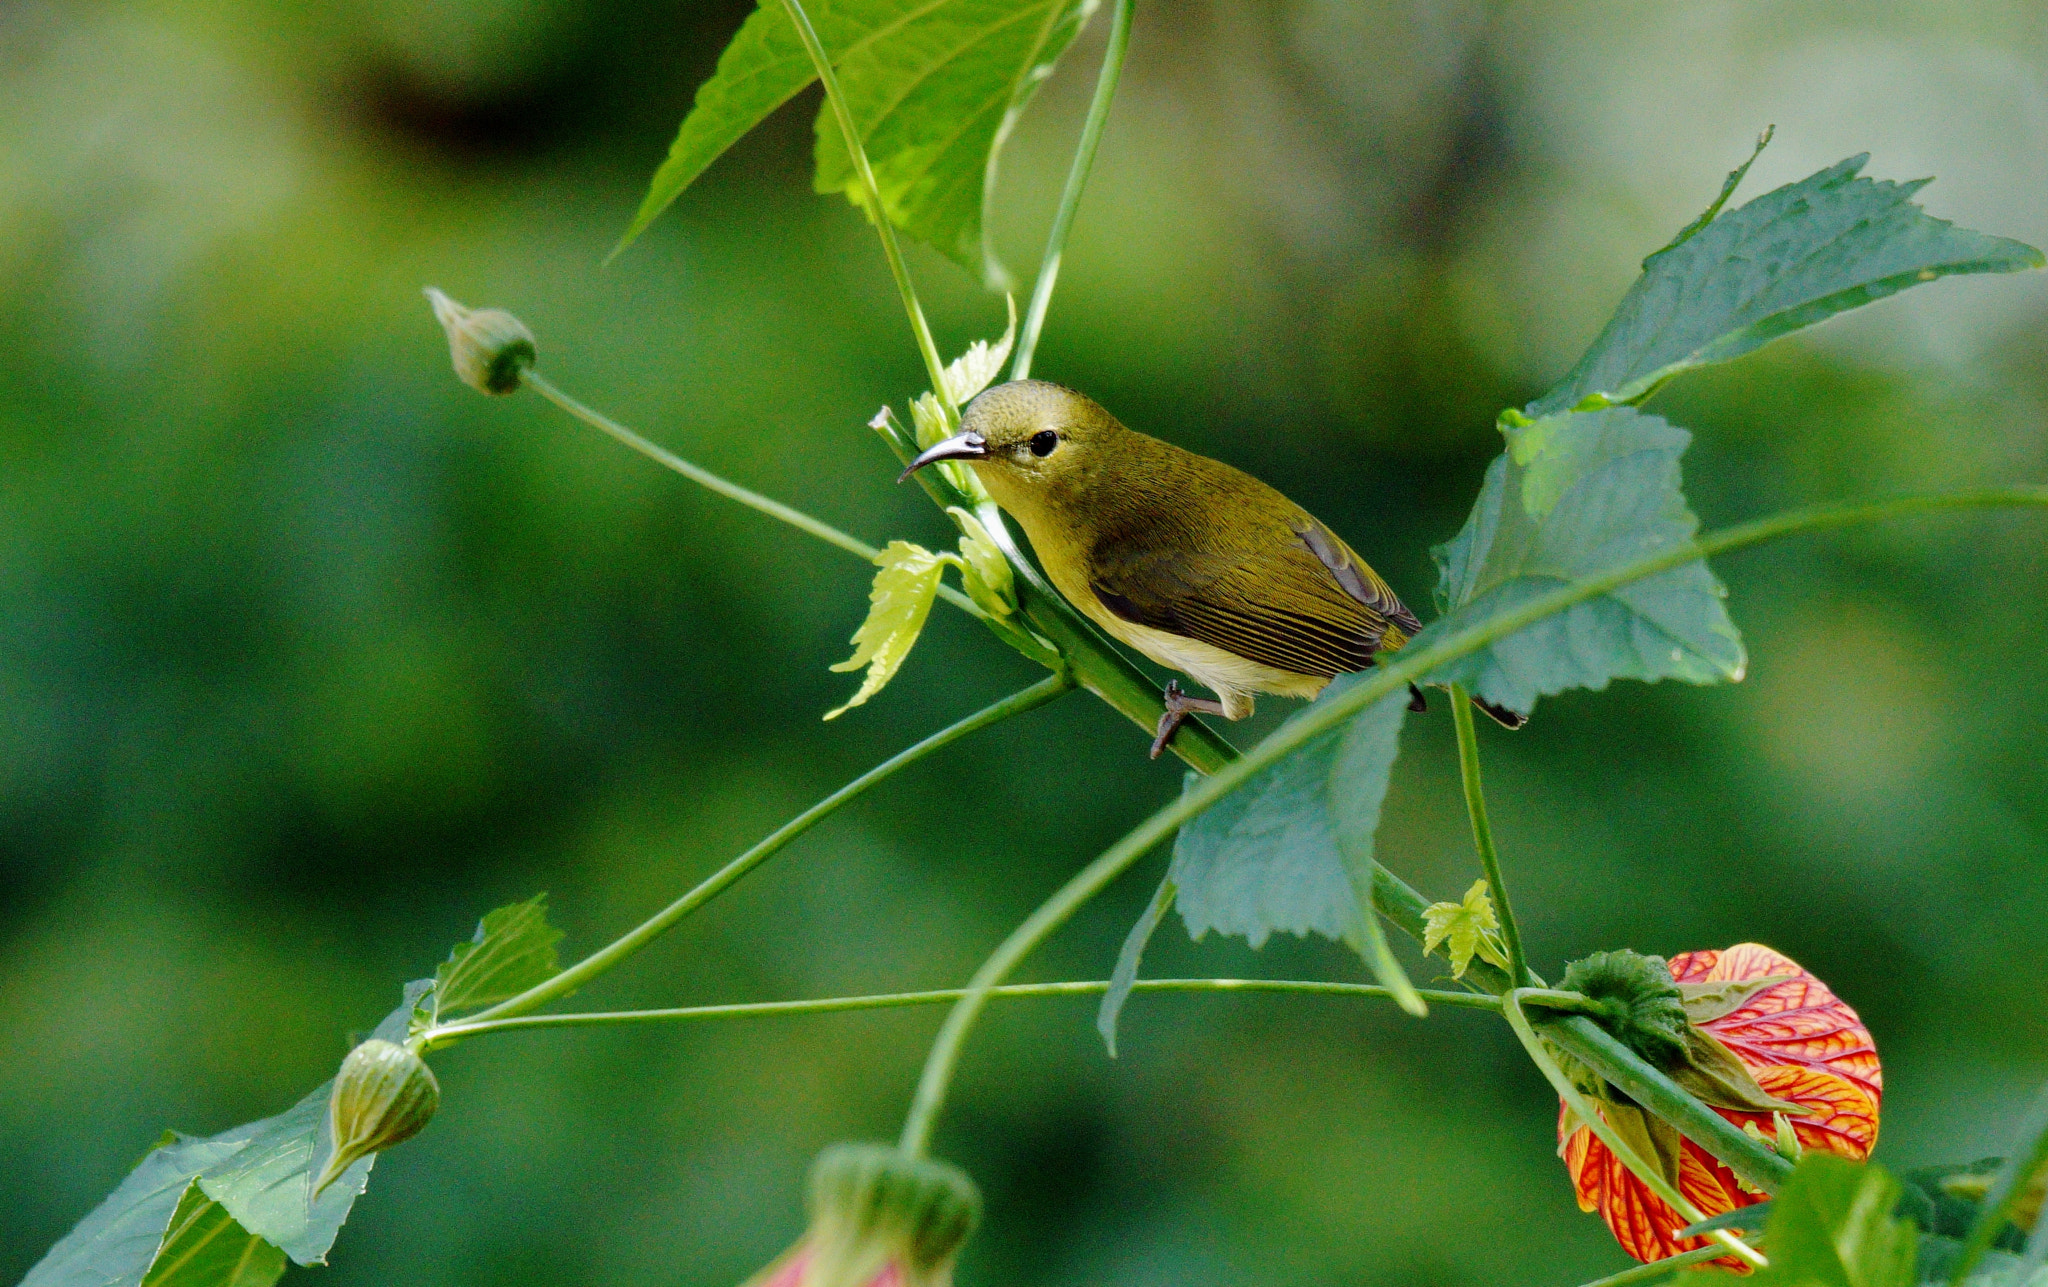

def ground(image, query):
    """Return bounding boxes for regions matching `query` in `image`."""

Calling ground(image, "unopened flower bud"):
[424,287,535,395]
[744,1143,980,1287]
[313,1039,440,1197]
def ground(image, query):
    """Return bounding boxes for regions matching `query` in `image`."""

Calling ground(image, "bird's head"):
[898,381,1120,507]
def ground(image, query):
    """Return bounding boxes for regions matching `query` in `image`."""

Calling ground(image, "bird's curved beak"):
[898,431,988,483]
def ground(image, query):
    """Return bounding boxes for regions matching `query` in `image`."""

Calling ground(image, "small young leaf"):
[947,506,1016,616]
[1421,879,1510,979]
[1750,1154,1918,1287]
[909,392,991,503]
[620,0,1096,283]
[140,1184,286,1287]
[1426,405,1744,719]
[1168,683,1422,1010]
[432,893,564,1022]
[940,295,1017,407]
[1530,152,2043,417]
[827,540,948,719]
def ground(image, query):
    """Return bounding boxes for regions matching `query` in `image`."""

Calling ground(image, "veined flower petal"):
[1558,943,1881,1268]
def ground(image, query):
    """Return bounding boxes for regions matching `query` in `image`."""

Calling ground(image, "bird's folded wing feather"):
[1088,512,1417,679]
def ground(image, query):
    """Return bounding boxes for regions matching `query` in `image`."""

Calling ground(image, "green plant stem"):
[1571,1243,1734,1287]
[523,371,985,620]
[894,485,2048,1165]
[1503,990,1768,1271]
[423,977,1499,1048]
[1534,1005,1794,1195]
[456,675,1072,1030]
[1010,0,1133,382]
[1449,681,1528,987]
[778,0,958,427]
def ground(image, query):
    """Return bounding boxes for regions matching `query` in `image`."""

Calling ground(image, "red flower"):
[746,1245,908,1287]
[1559,943,1882,1266]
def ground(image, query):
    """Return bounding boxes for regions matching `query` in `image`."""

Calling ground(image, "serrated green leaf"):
[1750,1154,1918,1287]
[24,982,431,1286]
[140,1184,285,1287]
[1167,683,1422,1010]
[827,540,948,718]
[1425,405,1744,719]
[1530,152,2043,417]
[1421,879,1509,979]
[621,0,1097,283]
[196,1082,372,1267]
[22,1134,249,1287]
[432,893,563,1021]
[940,295,1016,406]
[946,505,1015,616]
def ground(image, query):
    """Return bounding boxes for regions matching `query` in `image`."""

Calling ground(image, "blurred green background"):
[4,1,2046,1283]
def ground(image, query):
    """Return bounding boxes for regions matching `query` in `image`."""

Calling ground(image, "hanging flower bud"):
[1558,943,1881,1267]
[313,1039,441,1197]
[744,1143,980,1287]
[424,288,536,395]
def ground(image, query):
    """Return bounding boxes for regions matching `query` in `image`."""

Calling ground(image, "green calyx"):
[1558,951,1803,1118]
[1559,950,1691,1070]
[805,1143,980,1286]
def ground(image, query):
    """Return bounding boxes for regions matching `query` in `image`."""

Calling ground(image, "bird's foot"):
[1150,680,1229,759]
[1407,682,1428,713]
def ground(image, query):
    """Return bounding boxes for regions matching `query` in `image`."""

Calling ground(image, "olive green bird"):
[902,380,1523,757]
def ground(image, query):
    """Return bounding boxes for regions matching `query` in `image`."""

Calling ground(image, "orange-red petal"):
[1558,944,1881,1267]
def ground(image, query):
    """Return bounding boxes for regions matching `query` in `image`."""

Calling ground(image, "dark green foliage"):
[139,1185,286,1287]
[1529,154,2045,417]
[22,1135,254,1287]
[1168,687,1411,956]
[621,0,1096,281]
[1425,406,1743,719]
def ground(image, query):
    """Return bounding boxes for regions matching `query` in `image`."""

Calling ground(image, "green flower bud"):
[313,1039,439,1197]
[743,1144,980,1287]
[424,287,535,395]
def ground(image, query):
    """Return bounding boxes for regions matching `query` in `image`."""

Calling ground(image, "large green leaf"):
[196,1081,374,1266]
[431,892,563,1021]
[1170,684,1409,950]
[1750,1154,1918,1287]
[139,1183,286,1287]
[1090,683,1422,1044]
[25,973,441,1284]
[1425,405,1744,718]
[620,0,1097,283]
[1100,686,1419,1049]
[1529,153,2043,417]
[22,1134,251,1287]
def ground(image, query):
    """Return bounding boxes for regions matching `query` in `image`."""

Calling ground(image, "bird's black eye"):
[1029,429,1058,457]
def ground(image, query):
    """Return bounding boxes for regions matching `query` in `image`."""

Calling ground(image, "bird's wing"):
[1087,512,1417,679]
